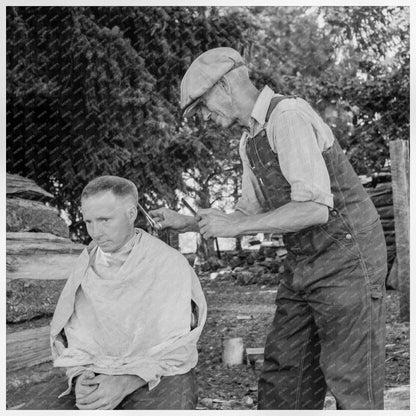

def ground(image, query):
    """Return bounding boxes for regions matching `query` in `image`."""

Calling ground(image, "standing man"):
[48,175,206,410]
[150,47,387,410]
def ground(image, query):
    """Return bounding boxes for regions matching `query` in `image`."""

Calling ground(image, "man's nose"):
[89,223,103,239]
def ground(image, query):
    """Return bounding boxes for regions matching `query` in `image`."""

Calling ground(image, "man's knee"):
[118,370,197,410]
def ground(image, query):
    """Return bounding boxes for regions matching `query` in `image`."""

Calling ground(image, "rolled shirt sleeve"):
[266,106,334,208]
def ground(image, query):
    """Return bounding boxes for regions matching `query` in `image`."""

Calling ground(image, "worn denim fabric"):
[247,97,387,410]
[117,370,197,410]
[11,370,197,410]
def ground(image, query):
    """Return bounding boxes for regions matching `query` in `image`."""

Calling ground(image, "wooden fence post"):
[389,140,410,321]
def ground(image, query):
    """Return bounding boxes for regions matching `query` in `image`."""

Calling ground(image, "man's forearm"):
[181,215,200,232]
[181,211,245,233]
[198,201,329,239]
[233,201,329,235]
[119,374,147,395]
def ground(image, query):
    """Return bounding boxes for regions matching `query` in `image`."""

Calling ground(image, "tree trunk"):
[389,140,409,321]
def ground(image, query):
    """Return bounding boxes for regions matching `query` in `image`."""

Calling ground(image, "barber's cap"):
[180,47,245,118]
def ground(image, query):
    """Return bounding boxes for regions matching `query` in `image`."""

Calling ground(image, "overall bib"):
[248,97,387,410]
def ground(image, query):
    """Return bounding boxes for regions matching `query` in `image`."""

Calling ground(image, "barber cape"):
[50,228,207,395]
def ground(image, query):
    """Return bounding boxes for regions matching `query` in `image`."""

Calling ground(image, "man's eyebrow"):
[83,215,112,221]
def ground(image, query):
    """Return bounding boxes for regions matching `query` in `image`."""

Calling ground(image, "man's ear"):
[128,206,138,223]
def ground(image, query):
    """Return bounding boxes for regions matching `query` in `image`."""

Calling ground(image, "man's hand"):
[75,370,98,402]
[75,374,146,410]
[149,207,199,232]
[198,208,240,238]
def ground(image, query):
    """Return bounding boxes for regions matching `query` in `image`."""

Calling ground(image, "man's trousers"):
[258,231,387,410]
[8,370,197,410]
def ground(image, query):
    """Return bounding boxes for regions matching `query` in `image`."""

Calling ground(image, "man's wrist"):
[184,216,199,232]
[121,375,147,395]
[231,216,247,237]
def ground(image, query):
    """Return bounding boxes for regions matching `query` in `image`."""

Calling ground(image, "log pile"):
[208,243,287,286]
[367,182,396,271]
[6,173,68,236]
[6,173,85,373]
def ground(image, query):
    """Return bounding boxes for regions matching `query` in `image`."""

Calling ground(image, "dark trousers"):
[258,244,386,410]
[117,370,197,410]
[10,370,197,410]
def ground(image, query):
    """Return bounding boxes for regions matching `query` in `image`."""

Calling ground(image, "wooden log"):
[324,385,410,410]
[368,184,393,207]
[7,198,69,237]
[7,253,80,280]
[7,279,66,323]
[389,140,410,321]
[384,235,396,247]
[246,347,264,366]
[222,337,244,366]
[384,385,410,410]
[387,246,396,266]
[6,173,53,200]
[367,182,392,195]
[381,219,395,231]
[7,326,52,372]
[6,232,85,255]
[387,257,399,290]
[6,370,67,410]
[374,181,392,191]
[376,205,394,219]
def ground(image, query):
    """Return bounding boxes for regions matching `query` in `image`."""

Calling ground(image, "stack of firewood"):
[367,182,396,287]
[6,173,84,372]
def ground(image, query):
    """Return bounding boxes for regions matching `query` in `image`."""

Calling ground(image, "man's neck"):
[236,86,261,128]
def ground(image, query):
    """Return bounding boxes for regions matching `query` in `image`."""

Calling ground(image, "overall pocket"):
[316,211,359,258]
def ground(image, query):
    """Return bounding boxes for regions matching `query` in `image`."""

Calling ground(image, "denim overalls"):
[246,97,387,409]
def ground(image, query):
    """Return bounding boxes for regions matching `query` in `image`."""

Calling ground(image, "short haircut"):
[81,175,138,205]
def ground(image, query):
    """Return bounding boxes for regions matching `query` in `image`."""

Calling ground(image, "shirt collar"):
[249,85,275,136]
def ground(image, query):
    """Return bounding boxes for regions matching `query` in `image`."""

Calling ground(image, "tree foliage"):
[7,6,409,243]
[7,6,251,241]
[243,6,409,174]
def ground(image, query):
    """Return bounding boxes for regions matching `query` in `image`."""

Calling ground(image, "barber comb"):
[137,201,162,230]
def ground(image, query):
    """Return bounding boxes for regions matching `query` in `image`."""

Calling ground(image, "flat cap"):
[180,47,245,118]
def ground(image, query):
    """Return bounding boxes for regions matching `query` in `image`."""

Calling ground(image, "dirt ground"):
[6,272,409,410]
[193,273,410,410]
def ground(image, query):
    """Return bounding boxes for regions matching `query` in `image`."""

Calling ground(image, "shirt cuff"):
[133,366,162,391]
[291,183,333,208]
[148,378,162,391]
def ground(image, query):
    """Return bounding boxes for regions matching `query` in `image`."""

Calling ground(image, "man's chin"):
[97,242,114,252]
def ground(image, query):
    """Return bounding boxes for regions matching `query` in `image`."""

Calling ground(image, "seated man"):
[50,175,207,410]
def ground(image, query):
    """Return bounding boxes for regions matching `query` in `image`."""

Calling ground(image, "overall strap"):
[265,95,296,122]
[244,95,295,212]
